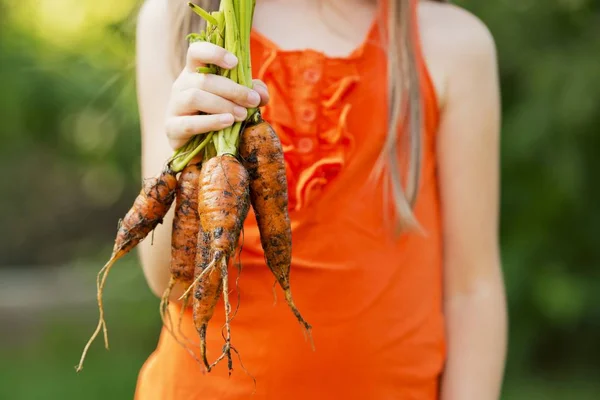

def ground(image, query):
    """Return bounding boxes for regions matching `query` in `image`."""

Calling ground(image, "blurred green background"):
[1,0,599,399]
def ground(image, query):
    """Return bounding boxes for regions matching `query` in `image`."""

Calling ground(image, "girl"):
[134,0,507,398]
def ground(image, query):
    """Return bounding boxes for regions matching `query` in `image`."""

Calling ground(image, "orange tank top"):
[135,3,445,399]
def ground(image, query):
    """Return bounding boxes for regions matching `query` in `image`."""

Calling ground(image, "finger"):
[166,114,235,150]
[252,79,270,107]
[172,88,249,121]
[186,41,238,71]
[185,73,261,108]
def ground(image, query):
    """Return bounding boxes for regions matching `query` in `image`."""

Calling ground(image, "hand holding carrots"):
[78,0,311,379]
[166,41,270,150]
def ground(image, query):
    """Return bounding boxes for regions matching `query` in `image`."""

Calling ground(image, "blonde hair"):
[167,0,447,231]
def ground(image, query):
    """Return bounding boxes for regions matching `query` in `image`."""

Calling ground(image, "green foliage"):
[0,0,599,398]
[0,0,142,266]
[460,0,600,384]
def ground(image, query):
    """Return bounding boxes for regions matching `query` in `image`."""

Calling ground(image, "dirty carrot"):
[192,237,223,370]
[169,163,202,285]
[182,154,250,372]
[239,117,313,345]
[160,162,202,350]
[77,167,178,372]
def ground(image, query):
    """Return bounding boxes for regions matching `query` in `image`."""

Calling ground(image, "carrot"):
[76,167,178,372]
[182,154,250,373]
[160,162,202,352]
[192,236,223,370]
[195,155,250,269]
[239,117,313,345]
[170,162,202,285]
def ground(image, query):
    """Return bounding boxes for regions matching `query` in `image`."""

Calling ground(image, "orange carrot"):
[198,155,250,264]
[160,162,202,351]
[192,238,223,370]
[77,167,178,372]
[186,154,250,373]
[239,119,312,344]
[170,162,202,286]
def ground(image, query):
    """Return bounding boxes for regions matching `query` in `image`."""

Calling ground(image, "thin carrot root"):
[75,256,117,372]
[271,280,278,306]
[159,277,176,333]
[180,257,217,300]
[230,258,243,320]
[232,346,257,394]
[208,259,234,375]
[198,324,209,369]
[96,257,116,349]
[76,319,103,372]
[77,168,178,372]
[177,293,198,347]
[284,289,314,350]
[195,262,224,371]
[158,277,203,363]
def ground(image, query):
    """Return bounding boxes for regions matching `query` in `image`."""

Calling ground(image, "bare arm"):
[427,6,507,399]
[135,0,178,297]
[135,0,268,297]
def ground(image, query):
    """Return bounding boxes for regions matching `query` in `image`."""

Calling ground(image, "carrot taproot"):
[170,162,202,285]
[76,167,178,372]
[239,119,313,345]
[198,155,250,262]
[160,162,203,356]
[182,154,250,373]
[192,236,223,370]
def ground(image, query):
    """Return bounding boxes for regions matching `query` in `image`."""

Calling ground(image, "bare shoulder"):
[136,0,176,177]
[135,0,171,105]
[419,1,496,54]
[417,1,498,107]
[137,0,169,44]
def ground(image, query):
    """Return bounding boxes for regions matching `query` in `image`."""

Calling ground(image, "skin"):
[136,0,506,398]
[418,3,506,399]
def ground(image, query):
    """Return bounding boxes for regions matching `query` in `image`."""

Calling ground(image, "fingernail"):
[220,113,234,124]
[224,53,238,67]
[247,90,260,106]
[233,106,247,120]
[253,81,266,90]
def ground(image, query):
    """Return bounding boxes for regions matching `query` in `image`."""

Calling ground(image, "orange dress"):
[135,4,445,400]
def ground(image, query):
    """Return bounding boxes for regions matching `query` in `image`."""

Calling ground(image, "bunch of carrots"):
[76,0,312,375]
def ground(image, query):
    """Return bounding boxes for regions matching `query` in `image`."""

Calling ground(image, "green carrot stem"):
[239,1,254,86]
[197,66,216,74]
[188,2,219,26]
[172,0,255,163]
[214,12,225,48]
[170,132,214,172]
[222,1,237,64]
[187,32,206,43]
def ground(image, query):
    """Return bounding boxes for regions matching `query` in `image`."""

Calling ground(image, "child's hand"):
[165,41,270,150]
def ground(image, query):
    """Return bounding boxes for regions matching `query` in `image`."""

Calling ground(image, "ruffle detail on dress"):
[255,47,362,211]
